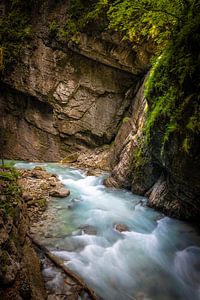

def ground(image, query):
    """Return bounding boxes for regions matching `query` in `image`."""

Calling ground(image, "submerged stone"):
[78,224,97,235]
[114,223,129,232]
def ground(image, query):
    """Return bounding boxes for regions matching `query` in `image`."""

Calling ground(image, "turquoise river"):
[14,162,200,300]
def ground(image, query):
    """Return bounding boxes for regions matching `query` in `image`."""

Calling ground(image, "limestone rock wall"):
[106,77,200,223]
[105,78,160,193]
[0,0,154,161]
[1,36,141,160]
[105,80,148,189]
[0,83,65,161]
[147,119,200,222]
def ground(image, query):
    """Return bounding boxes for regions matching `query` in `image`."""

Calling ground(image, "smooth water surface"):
[15,162,200,300]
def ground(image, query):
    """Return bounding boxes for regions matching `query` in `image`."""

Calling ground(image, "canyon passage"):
[1,1,200,299]
[15,161,200,300]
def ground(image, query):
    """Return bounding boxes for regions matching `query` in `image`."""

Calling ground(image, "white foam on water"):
[14,161,200,300]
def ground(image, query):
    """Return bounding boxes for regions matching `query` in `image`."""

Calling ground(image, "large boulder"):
[49,187,70,198]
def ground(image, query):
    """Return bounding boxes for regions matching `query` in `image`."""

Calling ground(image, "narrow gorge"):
[0,0,200,299]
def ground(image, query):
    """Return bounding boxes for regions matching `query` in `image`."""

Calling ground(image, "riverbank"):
[18,166,70,224]
[15,161,200,300]
[17,165,97,300]
[0,166,46,300]
[0,164,97,300]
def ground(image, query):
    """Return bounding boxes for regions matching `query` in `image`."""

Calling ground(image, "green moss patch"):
[0,166,21,218]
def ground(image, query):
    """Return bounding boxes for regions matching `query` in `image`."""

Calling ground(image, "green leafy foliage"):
[57,0,192,49]
[50,0,109,43]
[107,0,181,46]
[145,1,200,152]
[0,0,41,71]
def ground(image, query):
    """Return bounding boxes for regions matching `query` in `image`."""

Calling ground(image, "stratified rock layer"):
[0,0,154,162]
[106,78,200,223]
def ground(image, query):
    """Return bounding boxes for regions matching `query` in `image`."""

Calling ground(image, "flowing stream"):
[15,162,200,300]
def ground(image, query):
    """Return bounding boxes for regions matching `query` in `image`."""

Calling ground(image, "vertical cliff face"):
[106,77,200,223]
[105,80,149,189]
[147,117,200,222]
[0,34,149,161]
[0,82,65,161]
[0,41,136,161]
[0,1,154,162]
[105,79,161,194]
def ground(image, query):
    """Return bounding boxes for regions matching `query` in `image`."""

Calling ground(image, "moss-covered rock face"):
[142,4,200,222]
[145,15,200,151]
[106,1,200,223]
[0,166,46,299]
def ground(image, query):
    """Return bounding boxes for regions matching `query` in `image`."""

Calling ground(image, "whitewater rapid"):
[15,162,200,300]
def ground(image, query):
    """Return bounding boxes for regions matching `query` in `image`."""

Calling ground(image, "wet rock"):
[78,224,97,235]
[61,153,79,164]
[18,168,70,222]
[48,178,57,187]
[114,223,129,232]
[0,217,46,298]
[31,168,52,180]
[49,188,70,198]
[105,80,149,190]
[19,240,47,300]
[33,166,45,171]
